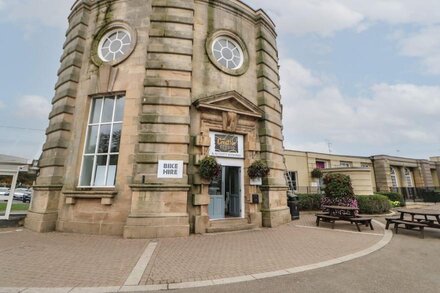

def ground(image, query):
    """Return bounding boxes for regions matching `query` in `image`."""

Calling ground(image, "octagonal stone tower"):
[25,0,291,238]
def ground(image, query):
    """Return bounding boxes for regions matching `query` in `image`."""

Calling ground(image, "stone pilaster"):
[25,5,89,232]
[417,160,434,188]
[123,0,195,238]
[372,158,392,192]
[255,18,290,227]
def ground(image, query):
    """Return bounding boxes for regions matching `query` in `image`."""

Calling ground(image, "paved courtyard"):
[0,213,388,290]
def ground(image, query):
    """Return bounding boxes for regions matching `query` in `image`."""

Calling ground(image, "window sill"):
[63,189,117,205]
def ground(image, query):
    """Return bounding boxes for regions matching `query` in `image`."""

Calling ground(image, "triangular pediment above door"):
[193,91,263,118]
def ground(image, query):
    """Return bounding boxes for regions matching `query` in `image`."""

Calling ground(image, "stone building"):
[284,150,440,199]
[284,150,376,195]
[25,0,291,238]
[372,155,440,195]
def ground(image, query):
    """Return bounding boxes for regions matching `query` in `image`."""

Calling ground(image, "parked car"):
[0,187,9,196]
[22,193,32,203]
[13,188,31,201]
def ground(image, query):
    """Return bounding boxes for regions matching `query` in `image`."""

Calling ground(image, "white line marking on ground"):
[124,241,158,286]
[0,220,393,292]
[295,224,384,236]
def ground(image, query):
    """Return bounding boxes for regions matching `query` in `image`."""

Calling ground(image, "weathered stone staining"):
[25,0,291,238]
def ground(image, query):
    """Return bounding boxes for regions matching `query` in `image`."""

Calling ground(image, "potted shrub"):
[320,173,358,212]
[199,156,221,182]
[248,160,270,185]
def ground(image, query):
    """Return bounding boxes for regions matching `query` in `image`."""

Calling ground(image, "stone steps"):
[206,218,258,233]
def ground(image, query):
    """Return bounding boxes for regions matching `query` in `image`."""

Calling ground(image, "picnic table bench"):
[386,208,440,238]
[316,206,374,232]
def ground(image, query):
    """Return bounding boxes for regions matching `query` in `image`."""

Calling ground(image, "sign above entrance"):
[157,160,184,179]
[209,132,244,158]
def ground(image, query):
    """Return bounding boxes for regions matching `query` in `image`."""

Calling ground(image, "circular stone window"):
[212,37,244,70]
[98,29,132,62]
[206,31,249,76]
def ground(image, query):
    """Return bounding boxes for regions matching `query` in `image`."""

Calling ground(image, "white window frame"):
[340,161,352,167]
[286,171,298,191]
[390,167,399,188]
[404,168,414,188]
[79,95,124,188]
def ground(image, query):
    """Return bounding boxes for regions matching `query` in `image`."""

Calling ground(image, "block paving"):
[0,213,387,289]
[141,214,384,285]
[0,230,148,288]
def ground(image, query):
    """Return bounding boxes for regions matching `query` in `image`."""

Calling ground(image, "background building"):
[25,0,291,238]
[285,150,440,200]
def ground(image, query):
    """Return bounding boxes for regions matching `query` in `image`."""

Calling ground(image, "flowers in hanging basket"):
[311,168,323,179]
[247,160,270,179]
[199,156,221,181]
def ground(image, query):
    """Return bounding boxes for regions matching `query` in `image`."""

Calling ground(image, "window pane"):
[98,125,111,153]
[106,155,118,186]
[80,156,94,186]
[101,97,115,123]
[111,123,122,153]
[85,125,99,154]
[90,99,103,123]
[94,155,108,186]
[114,96,125,122]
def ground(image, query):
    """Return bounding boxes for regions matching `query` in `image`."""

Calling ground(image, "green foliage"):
[0,203,29,211]
[296,194,323,210]
[199,156,221,181]
[311,168,323,179]
[420,190,440,203]
[376,192,405,207]
[356,195,391,214]
[247,160,270,179]
[323,173,355,199]
[390,201,401,208]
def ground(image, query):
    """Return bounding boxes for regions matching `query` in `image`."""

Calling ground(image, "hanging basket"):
[247,160,270,179]
[311,168,323,179]
[199,156,221,181]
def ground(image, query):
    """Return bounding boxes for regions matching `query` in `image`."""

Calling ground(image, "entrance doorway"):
[208,162,243,220]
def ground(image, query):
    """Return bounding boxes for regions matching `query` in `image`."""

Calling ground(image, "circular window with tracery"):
[98,29,132,62]
[212,37,244,70]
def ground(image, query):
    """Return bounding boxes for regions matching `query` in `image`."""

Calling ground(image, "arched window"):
[404,168,414,188]
[390,167,399,188]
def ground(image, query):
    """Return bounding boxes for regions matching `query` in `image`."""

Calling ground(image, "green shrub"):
[247,160,270,178]
[311,168,323,179]
[297,194,323,210]
[376,192,405,207]
[356,195,391,214]
[420,190,440,203]
[323,173,354,199]
[199,156,221,181]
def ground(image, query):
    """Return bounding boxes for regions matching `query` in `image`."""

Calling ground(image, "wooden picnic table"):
[396,208,440,228]
[317,205,373,232]
[386,208,440,238]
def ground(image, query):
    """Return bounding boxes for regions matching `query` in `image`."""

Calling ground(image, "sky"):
[0,0,439,160]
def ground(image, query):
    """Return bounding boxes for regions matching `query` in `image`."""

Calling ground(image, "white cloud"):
[247,0,364,36]
[280,59,440,155]
[0,99,5,109]
[16,95,51,120]
[398,26,440,74]
[340,0,440,26]
[247,0,440,35]
[0,0,73,30]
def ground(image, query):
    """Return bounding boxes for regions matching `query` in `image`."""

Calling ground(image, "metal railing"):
[389,187,440,203]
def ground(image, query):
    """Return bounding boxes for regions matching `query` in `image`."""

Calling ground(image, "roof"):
[0,154,30,165]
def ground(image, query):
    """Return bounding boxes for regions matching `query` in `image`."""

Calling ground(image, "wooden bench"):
[393,220,428,239]
[385,217,400,229]
[316,214,339,229]
[350,217,374,232]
